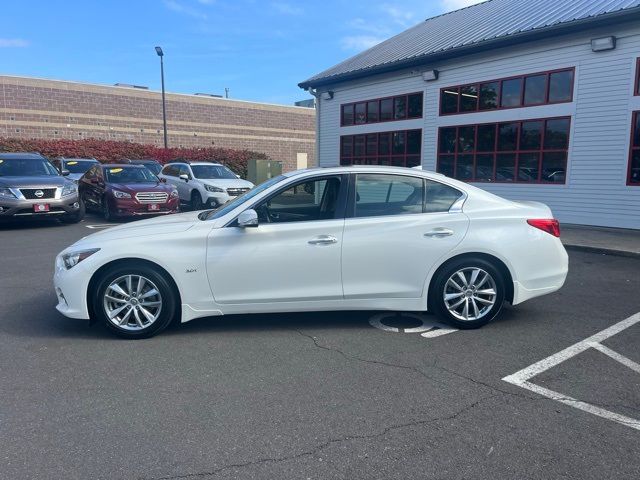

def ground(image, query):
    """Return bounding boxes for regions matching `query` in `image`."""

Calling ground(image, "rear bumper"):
[0,195,81,218]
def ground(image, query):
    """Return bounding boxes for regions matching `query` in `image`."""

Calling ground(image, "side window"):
[354,174,424,218]
[179,165,192,178]
[424,180,463,213]
[162,165,175,176]
[255,176,342,223]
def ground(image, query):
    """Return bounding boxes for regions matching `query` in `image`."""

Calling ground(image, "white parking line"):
[503,312,640,431]
[368,312,459,337]
[85,224,116,229]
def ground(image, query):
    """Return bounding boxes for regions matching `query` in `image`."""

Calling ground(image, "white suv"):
[159,162,254,209]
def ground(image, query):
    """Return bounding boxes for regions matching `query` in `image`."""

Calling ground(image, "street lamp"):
[155,46,168,149]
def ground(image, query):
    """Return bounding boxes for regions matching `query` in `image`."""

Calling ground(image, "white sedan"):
[54,166,568,339]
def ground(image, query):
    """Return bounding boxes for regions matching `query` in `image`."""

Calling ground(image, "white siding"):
[317,24,640,229]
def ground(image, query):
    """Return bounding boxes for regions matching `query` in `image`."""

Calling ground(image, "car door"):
[206,174,347,304]
[341,173,469,299]
[80,166,99,208]
[175,164,193,201]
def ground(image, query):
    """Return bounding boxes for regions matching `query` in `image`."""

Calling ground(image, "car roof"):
[0,152,47,160]
[102,164,145,169]
[165,161,223,166]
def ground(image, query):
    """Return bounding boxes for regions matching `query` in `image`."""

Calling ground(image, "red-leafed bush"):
[0,138,269,177]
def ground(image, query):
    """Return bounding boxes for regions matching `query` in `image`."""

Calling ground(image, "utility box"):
[247,159,283,185]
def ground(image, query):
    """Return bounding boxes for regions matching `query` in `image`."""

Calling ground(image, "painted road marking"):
[85,224,116,229]
[503,312,640,431]
[369,312,458,337]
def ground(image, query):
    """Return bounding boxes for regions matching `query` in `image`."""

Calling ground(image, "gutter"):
[299,7,640,90]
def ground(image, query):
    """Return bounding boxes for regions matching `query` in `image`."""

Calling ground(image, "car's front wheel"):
[93,264,177,339]
[60,199,85,224]
[191,191,204,211]
[430,257,505,329]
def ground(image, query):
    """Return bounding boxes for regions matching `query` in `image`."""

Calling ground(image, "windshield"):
[201,175,286,220]
[142,163,162,175]
[191,164,237,179]
[0,157,59,177]
[64,160,97,173]
[105,167,159,183]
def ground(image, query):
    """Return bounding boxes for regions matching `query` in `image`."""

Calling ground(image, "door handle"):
[308,235,338,245]
[424,228,454,238]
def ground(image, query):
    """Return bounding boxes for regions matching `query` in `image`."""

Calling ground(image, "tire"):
[102,197,112,221]
[92,263,177,339]
[60,200,85,224]
[429,257,505,329]
[191,191,204,211]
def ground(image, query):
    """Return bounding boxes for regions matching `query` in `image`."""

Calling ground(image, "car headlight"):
[204,185,224,193]
[113,190,132,199]
[170,189,179,198]
[61,248,100,270]
[0,187,16,199]
[61,183,77,197]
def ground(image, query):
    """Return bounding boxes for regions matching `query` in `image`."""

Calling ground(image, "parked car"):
[54,166,568,339]
[0,152,84,223]
[51,157,99,183]
[78,164,179,221]
[116,159,163,176]
[158,161,253,210]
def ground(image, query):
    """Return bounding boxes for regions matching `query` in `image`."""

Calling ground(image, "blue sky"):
[1,0,482,105]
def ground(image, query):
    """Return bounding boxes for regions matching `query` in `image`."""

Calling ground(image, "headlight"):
[113,190,132,199]
[0,187,16,199]
[61,183,77,197]
[170,189,179,198]
[61,248,100,270]
[205,185,224,193]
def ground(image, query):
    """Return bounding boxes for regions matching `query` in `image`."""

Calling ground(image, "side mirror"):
[236,174,241,179]
[237,209,258,228]
[160,177,167,183]
[179,174,189,182]
[61,169,70,176]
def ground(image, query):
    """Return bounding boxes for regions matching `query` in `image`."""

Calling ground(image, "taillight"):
[527,219,560,237]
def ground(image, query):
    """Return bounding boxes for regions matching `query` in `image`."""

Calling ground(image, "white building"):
[299,0,640,229]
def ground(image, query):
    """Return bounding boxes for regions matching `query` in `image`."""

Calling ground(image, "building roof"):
[299,0,640,89]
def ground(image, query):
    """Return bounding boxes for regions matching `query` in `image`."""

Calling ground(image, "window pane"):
[355,103,366,124]
[439,127,457,153]
[633,113,640,147]
[460,85,478,112]
[355,174,424,217]
[367,101,379,123]
[520,120,543,150]
[498,122,518,151]
[424,180,463,213]
[366,134,377,155]
[456,154,473,180]
[406,155,420,168]
[380,98,393,121]
[479,82,499,110]
[407,130,421,155]
[341,136,353,157]
[630,151,640,184]
[394,96,407,119]
[549,70,573,103]
[441,88,459,114]
[390,157,405,167]
[354,134,366,155]
[458,126,475,152]
[475,154,494,181]
[496,153,516,181]
[544,118,570,149]
[524,74,547,105]
[378,133,391,154]
[438,155,454,177]
[408,93,423,118]
[477,124,496,151]
[501,78,523,107]
[518,153,539,182]
[342,104,354,125]
[378,156,390,166]
[541,152,567,183]
[392,131,406,154]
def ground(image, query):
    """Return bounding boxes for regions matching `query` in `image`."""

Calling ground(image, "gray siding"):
[317,24,640,229]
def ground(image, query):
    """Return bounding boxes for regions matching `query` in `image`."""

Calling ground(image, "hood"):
[0,175,69,188]
[108,182,175,193]
[74,210,202,245]
[200,179,254,189]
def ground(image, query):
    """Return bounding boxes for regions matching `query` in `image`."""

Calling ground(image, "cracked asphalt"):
[1,214,639,480]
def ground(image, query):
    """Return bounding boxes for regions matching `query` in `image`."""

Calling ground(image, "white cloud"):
[440,0,486,12]
[348,17,391,36]
[271,2,303,15]
[0,38,29,48]
[341,35,385,52]
[380,3,416,28]
[163,0,208,19]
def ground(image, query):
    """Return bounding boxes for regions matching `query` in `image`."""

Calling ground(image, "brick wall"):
[0,76,316,171]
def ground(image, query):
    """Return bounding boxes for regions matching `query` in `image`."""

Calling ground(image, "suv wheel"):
[60,199,85,224]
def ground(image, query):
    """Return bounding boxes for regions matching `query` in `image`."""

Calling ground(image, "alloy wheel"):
[103,274,163,331]
[443,267,497,321]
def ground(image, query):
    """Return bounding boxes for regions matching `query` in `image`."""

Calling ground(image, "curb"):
[563,244,640,259]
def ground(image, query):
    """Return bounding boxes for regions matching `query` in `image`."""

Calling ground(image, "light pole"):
[155,46,168,149]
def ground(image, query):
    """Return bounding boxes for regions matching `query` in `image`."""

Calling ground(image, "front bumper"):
[54,256,92,319]
[108,196,180,218]
[0,193,80,218]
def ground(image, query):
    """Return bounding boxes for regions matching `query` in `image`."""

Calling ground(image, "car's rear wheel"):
[102,197,112,221]
[93,264,176,339]
[191,191,204,211]
[430,257,505,329]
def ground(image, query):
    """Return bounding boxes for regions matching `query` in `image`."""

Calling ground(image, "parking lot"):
[1,214,639,480]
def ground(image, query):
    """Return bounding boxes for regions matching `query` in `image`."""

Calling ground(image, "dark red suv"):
[79,164,179,220]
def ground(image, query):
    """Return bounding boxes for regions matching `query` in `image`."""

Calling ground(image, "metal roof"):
[300,0,640,89]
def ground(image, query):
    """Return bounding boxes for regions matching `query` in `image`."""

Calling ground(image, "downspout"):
[307,88,321,167]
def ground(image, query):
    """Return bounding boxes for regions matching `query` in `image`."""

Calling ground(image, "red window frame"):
[340,129,422,167]
[628,111,640,185]
[635,58,640,96]
[439,67,575,116]
[341,92,423,126]
[437,116,571,184]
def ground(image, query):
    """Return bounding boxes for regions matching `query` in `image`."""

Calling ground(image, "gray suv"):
[0,152,84,223]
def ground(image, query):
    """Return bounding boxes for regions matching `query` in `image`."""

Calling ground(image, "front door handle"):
[424,228,454,238]
[308,235,338,245]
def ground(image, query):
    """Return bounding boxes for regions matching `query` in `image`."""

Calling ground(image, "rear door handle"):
[308,235,338,245]
[424,228,454,238]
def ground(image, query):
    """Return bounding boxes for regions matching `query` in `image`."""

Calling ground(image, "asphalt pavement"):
[1,214,639,480]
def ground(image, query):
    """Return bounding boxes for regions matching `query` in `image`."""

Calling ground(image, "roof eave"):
[298,7,640,90]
